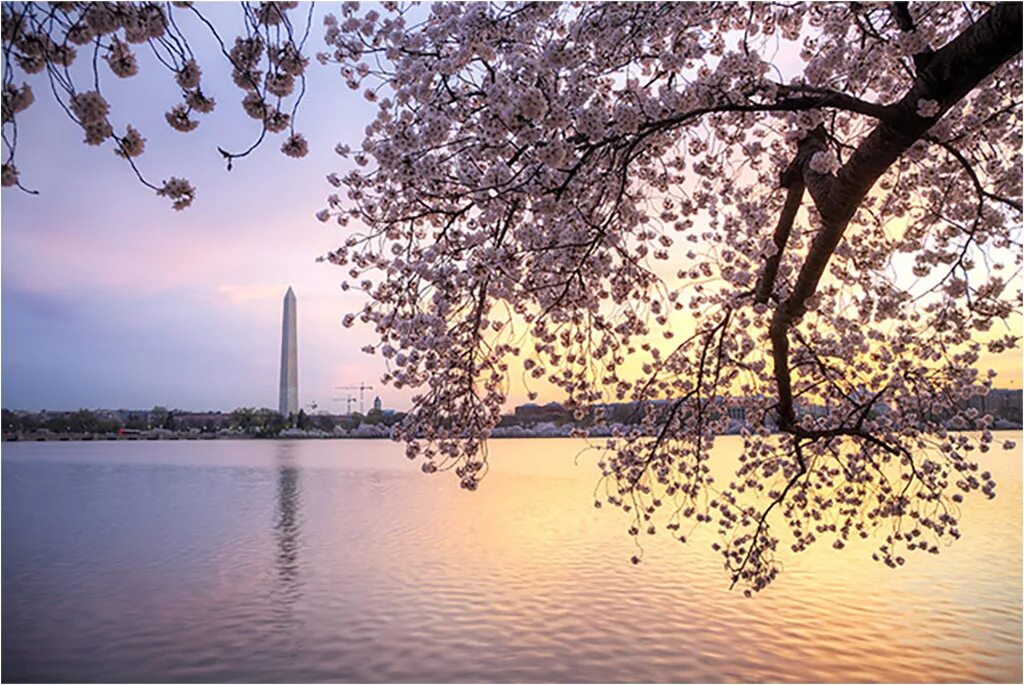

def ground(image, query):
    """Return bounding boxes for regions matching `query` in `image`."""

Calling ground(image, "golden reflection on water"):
[340,434,1023,683]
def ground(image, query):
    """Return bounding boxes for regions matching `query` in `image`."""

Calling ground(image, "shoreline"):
[6,424,1023,444]
[2,432,380,442]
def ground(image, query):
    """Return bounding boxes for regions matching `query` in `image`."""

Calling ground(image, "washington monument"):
[278,287,298,415]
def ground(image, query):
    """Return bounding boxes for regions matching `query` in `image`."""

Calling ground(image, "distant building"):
[796,402,829,419]
[513,402,569,424]
[969,389,1023,424]
[373,396,382,412]
[727,405,747,422]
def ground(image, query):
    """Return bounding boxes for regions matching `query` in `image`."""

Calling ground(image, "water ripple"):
[3,436,1020,683]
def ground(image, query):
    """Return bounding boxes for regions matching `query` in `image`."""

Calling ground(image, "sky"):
[1,3,398,413]
[1,3,1020,413]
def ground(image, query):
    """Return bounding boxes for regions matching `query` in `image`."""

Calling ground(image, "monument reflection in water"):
[1,436,1021,682]
[271,443,302,631]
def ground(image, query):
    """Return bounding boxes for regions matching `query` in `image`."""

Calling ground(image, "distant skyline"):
[2,4,1020,412]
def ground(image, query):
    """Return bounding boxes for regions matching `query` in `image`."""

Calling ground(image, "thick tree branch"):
[826,3,1021,225]
[784,3,1021,324]
[755,181,803,305]
[769,1,1021,438]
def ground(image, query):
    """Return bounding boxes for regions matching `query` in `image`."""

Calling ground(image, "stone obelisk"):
[278,287,298,415]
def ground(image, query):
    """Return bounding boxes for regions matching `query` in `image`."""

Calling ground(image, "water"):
[3,436,1021,683]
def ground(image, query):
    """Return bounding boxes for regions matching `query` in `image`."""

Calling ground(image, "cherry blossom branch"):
[1,1,312,205]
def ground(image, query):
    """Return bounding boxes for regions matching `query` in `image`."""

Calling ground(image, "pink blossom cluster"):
[156,176,195,212]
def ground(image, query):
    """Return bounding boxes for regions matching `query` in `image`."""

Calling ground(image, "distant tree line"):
[2,408,123,435]
[2,405,407,437]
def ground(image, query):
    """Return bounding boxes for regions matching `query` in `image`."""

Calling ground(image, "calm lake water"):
[2,436,1021,683]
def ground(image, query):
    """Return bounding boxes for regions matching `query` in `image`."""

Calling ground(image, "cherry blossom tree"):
[4,2,1022,593]
[319,1,1021,593]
